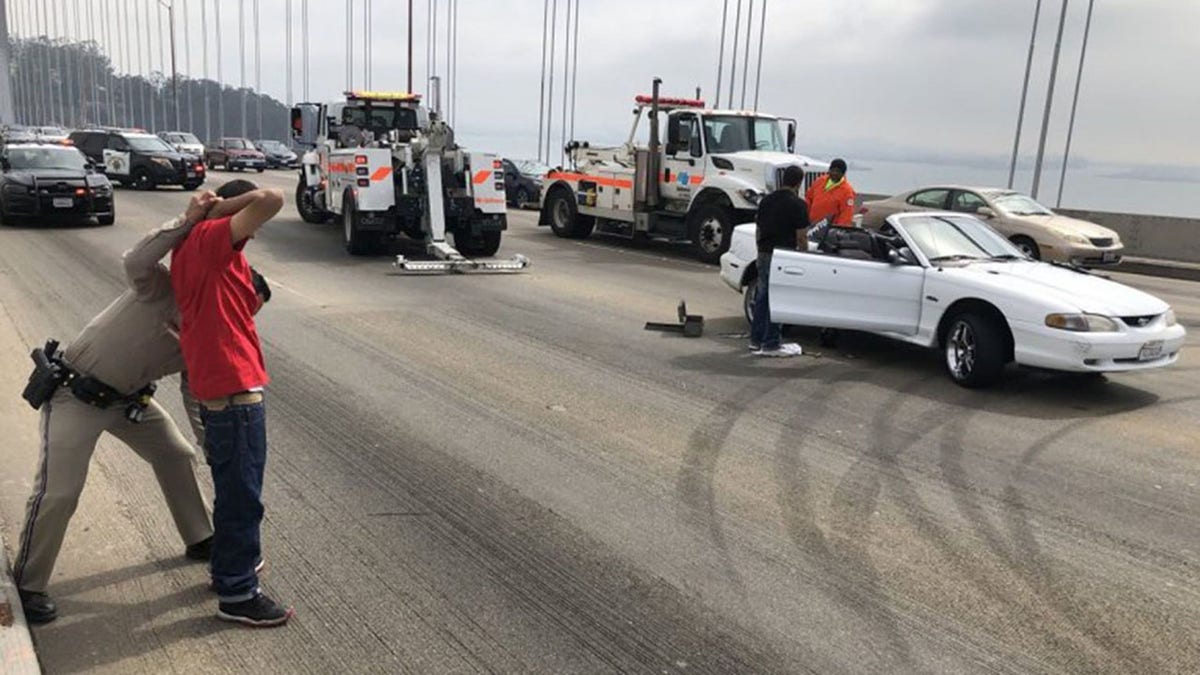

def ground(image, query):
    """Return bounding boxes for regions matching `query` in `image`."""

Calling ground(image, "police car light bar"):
[344,90,423,102]
[634,95,705,108]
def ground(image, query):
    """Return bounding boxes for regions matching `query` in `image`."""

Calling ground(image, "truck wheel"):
[296,181,327,224]
[943,312,1007,388]
[546,188,592,239]
[514,187,531,209]
[342,191,375,256]
[456,230,502,257]
[688,205,733,264]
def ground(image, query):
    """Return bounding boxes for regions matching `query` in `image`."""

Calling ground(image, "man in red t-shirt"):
[170,179,290,627]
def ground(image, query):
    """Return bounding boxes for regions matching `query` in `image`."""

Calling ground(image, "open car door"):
[768,229,925,335]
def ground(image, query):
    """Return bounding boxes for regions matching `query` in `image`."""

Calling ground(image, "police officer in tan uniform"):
[12,192,269,624]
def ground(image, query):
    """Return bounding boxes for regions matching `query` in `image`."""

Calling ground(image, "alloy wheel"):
[946,321,977,380]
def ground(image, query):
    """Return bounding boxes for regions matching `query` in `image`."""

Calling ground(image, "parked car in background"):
[1,125,39,145]
[501,158,542,207]
[254,139,300,168]
[69,129,206,190]
[1,143,115,225]
[158,131,206,158]
[861,186,1124,267]
[719,212,1182,387]
[33,126,71,143]
[205,137,267,172]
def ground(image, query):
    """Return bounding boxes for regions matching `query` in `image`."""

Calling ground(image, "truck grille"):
[1089,237,1114,247]
[774,168,827,192]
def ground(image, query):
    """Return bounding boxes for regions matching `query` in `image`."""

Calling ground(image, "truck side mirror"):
[786,121,796,153]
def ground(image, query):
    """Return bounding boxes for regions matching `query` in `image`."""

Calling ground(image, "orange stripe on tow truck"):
[370,166,392,181]
[472,169,493,185]
[547,171,634,190]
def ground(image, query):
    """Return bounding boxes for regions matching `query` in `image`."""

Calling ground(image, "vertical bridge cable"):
[537,0,549,163]
[544,0,556,166]
[558,0,570,168]
[254,0,260,137]
[568,0,579,169]
[752,0,766,111]
[1008,0,1042,189]
[715,0,728,109]
[727,0,741,111]
[739,0,752,108]
[1056,0,1095,208]
[302,0,308,100]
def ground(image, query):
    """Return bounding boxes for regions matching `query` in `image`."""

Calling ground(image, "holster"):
[21,340,66,410]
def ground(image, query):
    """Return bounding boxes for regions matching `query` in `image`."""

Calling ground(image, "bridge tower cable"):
[1008,0,1042,189]
[739,0,752,108]
[1056,0,1094,208]
[1030,0,1069,201]
[752,0,766,110]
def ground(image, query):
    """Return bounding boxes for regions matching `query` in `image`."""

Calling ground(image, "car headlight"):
[1045,313,1120,332]
[151,156,173,167]
[738,189,762,205]
[1057,230,1089,245]
[1164,309,1176,327]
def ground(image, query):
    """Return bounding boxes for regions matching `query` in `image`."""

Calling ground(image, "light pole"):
[1057,0,1094,208]
[1030,0,1069,201]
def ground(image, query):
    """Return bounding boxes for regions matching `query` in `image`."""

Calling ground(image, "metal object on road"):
[394,253,530,274]
[644,301,704,338]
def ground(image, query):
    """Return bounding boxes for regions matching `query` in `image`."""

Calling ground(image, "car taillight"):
[74,188,86,195]
[357,178,370,187]
[194,164,204,171]
[354,155,368,165]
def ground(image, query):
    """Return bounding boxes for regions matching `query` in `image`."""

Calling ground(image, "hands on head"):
[183,190,220,226]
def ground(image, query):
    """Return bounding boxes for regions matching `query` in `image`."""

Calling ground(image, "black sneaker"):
[185,535,213,561]
[216,592,293,627]
[19,589,58,624]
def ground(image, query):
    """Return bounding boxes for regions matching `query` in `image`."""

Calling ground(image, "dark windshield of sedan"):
[899,215,1023,261]
[259,140,289,152]
[126,136,175,153]
[5,147,89,171]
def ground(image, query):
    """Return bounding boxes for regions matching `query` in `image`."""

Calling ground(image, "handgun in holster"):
[21,340,66,410]
[124,382,157,424]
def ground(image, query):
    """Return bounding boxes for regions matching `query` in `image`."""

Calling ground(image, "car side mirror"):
[84,162,96,172]
[0,158,9,172]
[976,206,996,219]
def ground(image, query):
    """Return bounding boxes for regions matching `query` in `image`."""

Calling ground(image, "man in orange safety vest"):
[805,158,856,227]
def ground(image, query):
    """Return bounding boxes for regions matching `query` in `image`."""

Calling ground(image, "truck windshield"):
[342,104,419,133]
[702,115,786,153]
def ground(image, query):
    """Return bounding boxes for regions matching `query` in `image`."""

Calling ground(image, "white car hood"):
[949,261,1168,316]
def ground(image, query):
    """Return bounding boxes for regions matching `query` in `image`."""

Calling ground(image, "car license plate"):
[52,197,73,208]
[186,171,196,177]
[1102,251,1118,262]
[1138,340,1164,361]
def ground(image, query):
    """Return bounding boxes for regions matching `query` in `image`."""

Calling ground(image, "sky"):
[7,0,1200,173]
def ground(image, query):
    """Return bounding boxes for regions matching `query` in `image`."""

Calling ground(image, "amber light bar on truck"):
[634,95,705,108]
[343,90,423,102]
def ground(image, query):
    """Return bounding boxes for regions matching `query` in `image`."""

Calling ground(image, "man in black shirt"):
[750,165,810,355]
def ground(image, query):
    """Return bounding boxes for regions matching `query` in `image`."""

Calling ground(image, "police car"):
[0,143,115,226]
[68,129,206,191]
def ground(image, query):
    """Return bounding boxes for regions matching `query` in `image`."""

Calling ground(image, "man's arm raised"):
[205,188,284,245]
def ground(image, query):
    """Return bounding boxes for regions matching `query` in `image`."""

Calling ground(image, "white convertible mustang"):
[719,212,1186,387]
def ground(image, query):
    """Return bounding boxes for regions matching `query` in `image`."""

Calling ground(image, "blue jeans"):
[751,251,782,350]
[202,401,267,603]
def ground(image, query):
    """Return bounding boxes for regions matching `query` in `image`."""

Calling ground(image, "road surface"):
[1,171,1197,674]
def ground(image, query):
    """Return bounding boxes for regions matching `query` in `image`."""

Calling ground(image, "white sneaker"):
[754,343,803,358]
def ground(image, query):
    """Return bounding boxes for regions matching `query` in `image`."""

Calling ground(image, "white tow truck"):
[291,90,526,272]
[539,78,829,263]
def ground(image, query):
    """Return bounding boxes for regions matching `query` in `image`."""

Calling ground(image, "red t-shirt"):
[170,216,269,399]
